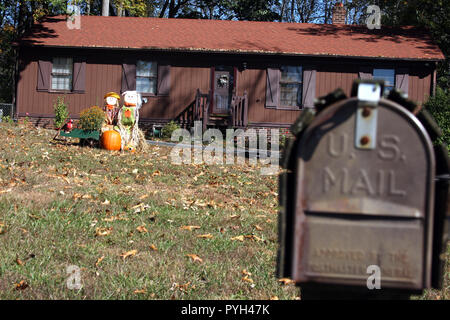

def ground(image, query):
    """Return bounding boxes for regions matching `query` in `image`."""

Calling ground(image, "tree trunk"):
[102,0,110,16]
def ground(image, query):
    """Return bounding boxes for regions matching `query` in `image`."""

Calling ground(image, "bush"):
[424,87,450,151]
[1,115,14,124]
[79,106,105,131]
[161,120,180,139]
[54,96,69,129]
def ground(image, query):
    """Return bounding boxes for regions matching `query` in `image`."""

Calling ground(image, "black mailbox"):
[278,80,448,298]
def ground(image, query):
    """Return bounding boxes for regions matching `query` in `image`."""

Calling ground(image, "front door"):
[213,68,233,114]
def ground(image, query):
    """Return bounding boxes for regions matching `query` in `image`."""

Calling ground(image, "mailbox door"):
[292,98,435,290]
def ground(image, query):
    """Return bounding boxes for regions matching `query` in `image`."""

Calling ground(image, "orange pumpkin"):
[101,130,121,151]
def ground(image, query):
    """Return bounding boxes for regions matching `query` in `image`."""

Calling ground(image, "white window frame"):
[279,65,303,109]
[51,57,73,91]
[136,60,157,94]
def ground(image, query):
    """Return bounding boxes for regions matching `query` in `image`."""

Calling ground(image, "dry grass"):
[0,122,447,300]
[0,123,297,300]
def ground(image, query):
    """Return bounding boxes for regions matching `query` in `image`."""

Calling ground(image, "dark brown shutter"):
[72,59,86,93]
[359,67,373,80]
[37,59,52,91]
[266,68,280,108]
[157,64,170,96]
[122,62,136,93]
[395,68,409,96]
[302,67,316,108]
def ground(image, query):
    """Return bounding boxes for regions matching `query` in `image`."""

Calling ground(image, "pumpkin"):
[101,130,121,151]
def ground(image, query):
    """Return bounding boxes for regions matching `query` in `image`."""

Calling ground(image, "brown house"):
[15,8,444,131]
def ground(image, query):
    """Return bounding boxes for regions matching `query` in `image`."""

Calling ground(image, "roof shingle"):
[20,16,444,61]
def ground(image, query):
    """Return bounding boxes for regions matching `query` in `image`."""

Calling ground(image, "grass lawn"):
[0,122,448,300]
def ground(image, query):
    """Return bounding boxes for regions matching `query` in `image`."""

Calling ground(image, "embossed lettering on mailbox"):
[293,99,434,290]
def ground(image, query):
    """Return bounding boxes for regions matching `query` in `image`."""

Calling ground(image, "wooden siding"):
[16,48,436,128]
[409,68,431,106]
[237,68,301,125]
[17,53,210,122]
[316,65,359,97]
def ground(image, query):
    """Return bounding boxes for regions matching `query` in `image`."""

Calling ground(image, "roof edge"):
[19,43,445,62]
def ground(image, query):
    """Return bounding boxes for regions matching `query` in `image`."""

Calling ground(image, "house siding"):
[16,47,436,129]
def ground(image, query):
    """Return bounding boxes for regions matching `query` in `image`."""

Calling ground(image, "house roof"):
[19,15,445,61]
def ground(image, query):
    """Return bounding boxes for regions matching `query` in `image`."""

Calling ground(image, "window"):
[280,66,302,108]
[373,69,395,95]
[51,57,73,91]
[136,60,157,94]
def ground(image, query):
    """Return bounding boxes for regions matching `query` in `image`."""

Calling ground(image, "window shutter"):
[395,68,409,96]
[72,59,86,93]
[266,68,280,108]
[157,64,170,96]
[359,67,373,80]
[302,67,316,108]
[122,62,136,92]
[37,59,52,91]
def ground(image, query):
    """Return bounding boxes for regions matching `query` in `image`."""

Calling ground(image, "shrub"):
[424,87,450,151]
[79,106,105,131]
[1,115,14,124]
[54,96,69,129]
[161,120,180,139]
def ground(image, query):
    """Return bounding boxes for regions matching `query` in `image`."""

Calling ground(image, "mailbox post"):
[278,80,448,299]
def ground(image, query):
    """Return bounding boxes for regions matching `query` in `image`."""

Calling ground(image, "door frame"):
[210,66,237,115]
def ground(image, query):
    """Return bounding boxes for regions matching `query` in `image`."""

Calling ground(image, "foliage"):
[161,120,180,139]
[79,105,105,131]
[1,114,14,124]
[53,96,69,129]
[424,87,450,150]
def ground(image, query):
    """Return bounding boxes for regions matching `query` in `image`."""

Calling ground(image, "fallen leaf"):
[149,244,158,251]
[242,269,252,276]
[242,275,254,284]
[0,222,5,234]
[136,225,148,233]
[180,225,201,231]
[152,170,161,176]
[186,254,203,263]
[134,289,146,294]
[16,258,25,266]
[14,280,29,290]
[102,199,110,205]
[95,256,105,267]
[95,227,112,237]
[230,235,245,242]
[0,188,12,194]
[196,233,213,239]
[270,296,279,300]
[172,282,191,292]
[278,278,295,285]
[139,194,149,200]
[254,225,263,231]
[120,249,138,260]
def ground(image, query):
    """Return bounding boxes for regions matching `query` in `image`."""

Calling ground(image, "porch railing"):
[175,89,210,131]
[230,91,248,128]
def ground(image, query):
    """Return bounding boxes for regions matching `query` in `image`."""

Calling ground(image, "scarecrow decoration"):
[115,90,147,152]
[102,92,121,132]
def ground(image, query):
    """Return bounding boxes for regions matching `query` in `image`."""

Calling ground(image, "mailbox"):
[277,80,448,297]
